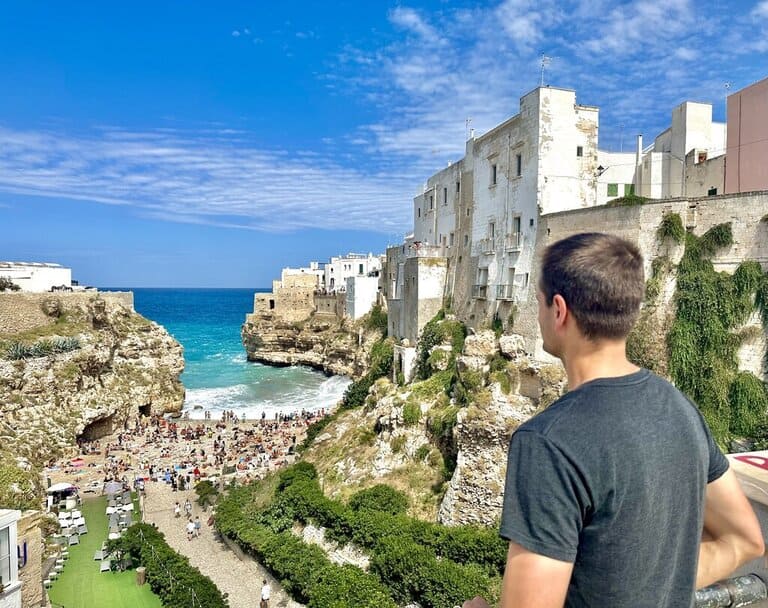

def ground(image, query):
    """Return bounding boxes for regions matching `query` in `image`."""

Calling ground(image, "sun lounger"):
[100,560,111,572]
[68,535,79,545]
[78,524,88,534]
[93,550,104,560]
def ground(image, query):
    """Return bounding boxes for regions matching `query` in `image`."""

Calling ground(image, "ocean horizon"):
[101,287,351,420]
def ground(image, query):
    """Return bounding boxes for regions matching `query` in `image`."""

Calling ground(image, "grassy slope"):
[48,495,162,608]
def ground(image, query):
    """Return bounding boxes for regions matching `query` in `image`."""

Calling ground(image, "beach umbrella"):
[104,481,123,495]
[47,482,75,493]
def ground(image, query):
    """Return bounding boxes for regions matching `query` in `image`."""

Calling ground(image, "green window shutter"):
[607,183,618,197]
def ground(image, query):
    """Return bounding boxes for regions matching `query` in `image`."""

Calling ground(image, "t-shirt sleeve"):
[499,429,589,563]
[704,420,729,483]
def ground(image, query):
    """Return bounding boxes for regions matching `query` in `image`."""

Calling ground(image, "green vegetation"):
[606,194,649,207]
[402,400,421,425]
[657,212,685,243]
[2,336,81,360]
[667,224,768,446]
[491,314,503,338]
[365,304,388,334]
[0,453,42,510]
[48,496,162,608]
[0,277,20,291]
[195,480,219,509]
[216,463,504,608]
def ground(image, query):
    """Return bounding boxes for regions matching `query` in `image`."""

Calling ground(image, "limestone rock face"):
[499,334,526,358]
[241,315,376,378]
[0,297,184,466]
[462,330,498,357]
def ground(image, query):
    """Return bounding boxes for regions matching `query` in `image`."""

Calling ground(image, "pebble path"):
[142,481,303,608]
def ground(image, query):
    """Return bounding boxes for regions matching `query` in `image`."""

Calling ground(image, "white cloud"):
[0,126,413,234]
[231,30,241,37]
[753,0,768,18]
[389,7,438,40]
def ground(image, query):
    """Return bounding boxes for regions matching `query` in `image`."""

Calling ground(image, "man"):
[186,518,195,541]
[260,579,271,608]
[465,233,763,608]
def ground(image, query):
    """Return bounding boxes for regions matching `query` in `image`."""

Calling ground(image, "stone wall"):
[0,292,133,335]
[17,511,43,608]
[314,293,345,319]
[515,191,768,369]
[252,275,316,322]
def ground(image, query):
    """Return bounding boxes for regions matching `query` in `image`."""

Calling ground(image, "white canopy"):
[47,482,75,493]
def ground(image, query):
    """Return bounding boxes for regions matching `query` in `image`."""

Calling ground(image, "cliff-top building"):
[0,262,72,293]
[385,77,768,376]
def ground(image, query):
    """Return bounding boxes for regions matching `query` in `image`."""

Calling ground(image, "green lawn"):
[48,494,162,608]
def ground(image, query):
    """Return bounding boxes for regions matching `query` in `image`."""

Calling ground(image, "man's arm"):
[463,541,573,608]
[697,468,765,589]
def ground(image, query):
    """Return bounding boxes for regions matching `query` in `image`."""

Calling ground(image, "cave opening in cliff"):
[78,413,116,442]
[138,404,151,417]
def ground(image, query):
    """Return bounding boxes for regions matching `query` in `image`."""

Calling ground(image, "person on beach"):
[184,498,192,516]
[260,579,271,608]
[173,502,180,518]
[194,515,201,537]
[463,233,764,608]
[186,518,195,541]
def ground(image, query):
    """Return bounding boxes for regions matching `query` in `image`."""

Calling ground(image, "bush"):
[195,480,218,508]
[402,400,421,425]
[365,304,388,334]
[111,524,227,608]
[657,213,685,243]
[0,277,20,291]
[349,485,409,516]
[340,338,393,411]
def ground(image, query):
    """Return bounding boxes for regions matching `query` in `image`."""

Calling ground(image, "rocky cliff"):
[0,294,184,479]
[241,314,379,378]
[303,326,566,526]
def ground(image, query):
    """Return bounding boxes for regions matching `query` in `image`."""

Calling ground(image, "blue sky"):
[1,0,766,287]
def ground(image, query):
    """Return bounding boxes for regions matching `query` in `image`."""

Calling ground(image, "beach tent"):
[47,482,75,493]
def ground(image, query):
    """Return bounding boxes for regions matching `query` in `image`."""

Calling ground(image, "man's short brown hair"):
[539,232,644,340]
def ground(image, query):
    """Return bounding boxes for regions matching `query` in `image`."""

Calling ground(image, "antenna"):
[540,54,552,87]
[724,82,731,120]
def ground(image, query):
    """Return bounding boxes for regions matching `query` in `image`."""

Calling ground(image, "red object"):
[733,455,768,472]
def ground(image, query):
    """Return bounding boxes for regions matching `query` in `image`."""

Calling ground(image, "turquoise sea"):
[103,288,350,420]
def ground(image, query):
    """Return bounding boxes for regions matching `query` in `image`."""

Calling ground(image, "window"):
[516,154,522,176]
[708,187,718,196]
[463,234,469,246]
[466,208,470,217]
[489,221,495,239]
[358,264,364,275]
[429,194,434,210]
[418,207,421,218]
[529,218,535,227]
[624,184,635,196]
[443,187,448,205]
[491,164,497,186]
[456,180,461,193]
[576,146,583,157]
[607,183,619,197]
[449,232,455,246]
[269,299,275,310]
[0,526,10,589]
[513,216,521,234]
[477,267,489,285]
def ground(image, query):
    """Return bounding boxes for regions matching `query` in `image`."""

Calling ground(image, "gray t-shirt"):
[500,369,728,608]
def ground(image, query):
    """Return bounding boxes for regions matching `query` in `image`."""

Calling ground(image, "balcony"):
[478,237,495,254]
[505,232,523,252]
[496,284,518,301]
[472,284,488,299]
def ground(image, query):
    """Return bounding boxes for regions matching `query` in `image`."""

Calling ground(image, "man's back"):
[500,369,728,607]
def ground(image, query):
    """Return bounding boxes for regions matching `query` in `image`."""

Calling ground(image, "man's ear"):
[552,294,568,328]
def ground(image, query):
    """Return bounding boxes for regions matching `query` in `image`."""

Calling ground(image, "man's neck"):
[561,339,640,391]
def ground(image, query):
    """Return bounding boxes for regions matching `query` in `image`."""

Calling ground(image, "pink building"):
[726,76,768,194]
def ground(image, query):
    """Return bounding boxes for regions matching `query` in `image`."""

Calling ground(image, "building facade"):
[726,76,768,194]
[0,510,21,608]
[324,253,382,293]
[0,263,71,293]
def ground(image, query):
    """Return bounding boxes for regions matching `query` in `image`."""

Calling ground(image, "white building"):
[0,510,21,608]
[0,262,72,293]
[281,261,325,290]
[635,101,726,199]
[324,253,382,293]
[345,275,381,321]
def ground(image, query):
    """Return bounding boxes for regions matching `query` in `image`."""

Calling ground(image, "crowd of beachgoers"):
[45,408,329,493]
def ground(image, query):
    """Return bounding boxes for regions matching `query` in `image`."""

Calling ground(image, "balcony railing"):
[479,237,495,254]
[496,284,518,301]
[505,232,523,252]
[472,284,488,299]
